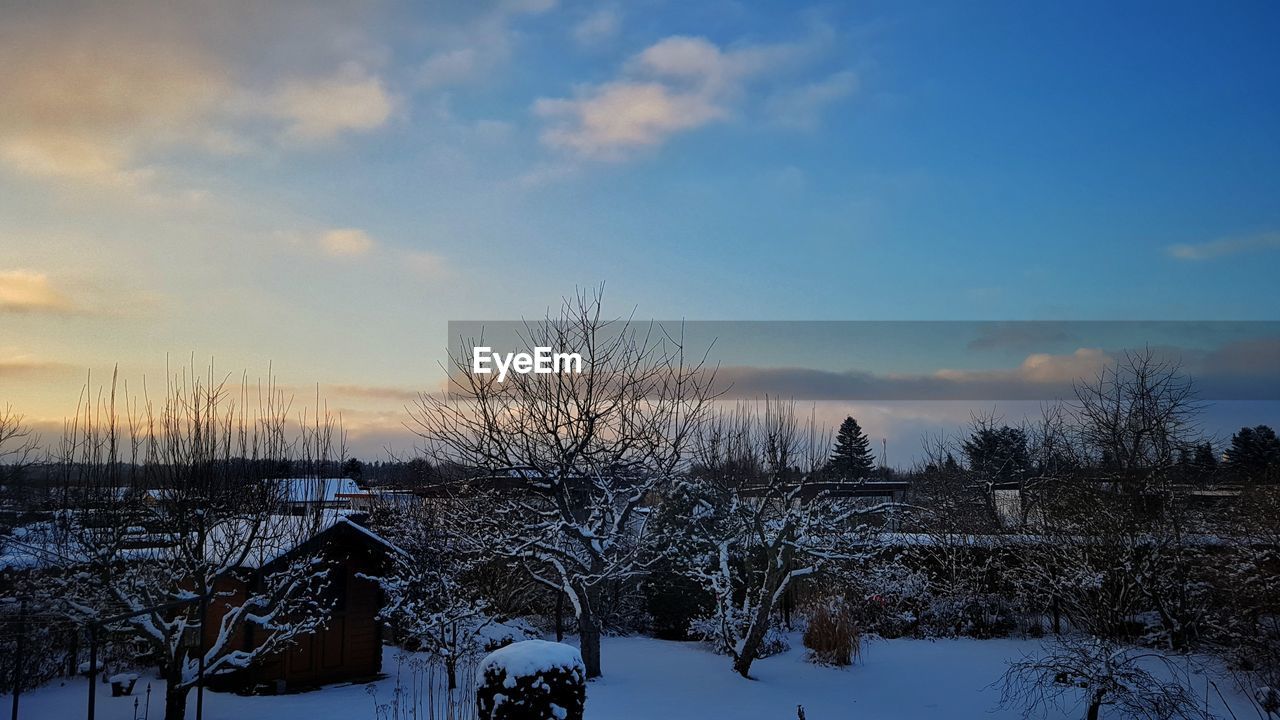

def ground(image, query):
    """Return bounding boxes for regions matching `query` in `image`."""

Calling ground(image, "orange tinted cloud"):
[0,270,78,314]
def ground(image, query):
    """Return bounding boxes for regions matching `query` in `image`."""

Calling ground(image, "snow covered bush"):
[803,601,860,667]
[839,557,930,639]
[475,640,585,720]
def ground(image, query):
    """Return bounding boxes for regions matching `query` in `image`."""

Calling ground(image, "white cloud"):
[573,7,620,47]
[271,66,396,142]
[936,348,1113,385]
[320,229,376,258]
[1167,232,1280,261]
[533,27,845,160]
[0,270,77,314]
[535,81,725,158]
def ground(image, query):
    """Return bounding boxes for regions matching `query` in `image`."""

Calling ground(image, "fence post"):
[87,624,98,720]
[10,599,25,720]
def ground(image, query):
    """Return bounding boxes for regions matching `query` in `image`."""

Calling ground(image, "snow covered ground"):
[14,635,1250,720]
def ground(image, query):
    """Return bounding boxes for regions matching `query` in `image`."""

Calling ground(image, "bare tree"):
[408,290,717,678]
[19,365,343,720]
[1073,349,1201,492]
[369,498,496,694]
[999,635,1211,720]
[0,404,39,468]
[0,404,41,526]
[680,400,892,678]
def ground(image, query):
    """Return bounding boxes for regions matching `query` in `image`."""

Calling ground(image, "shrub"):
[803,602,861,667]
[475,640,585,720]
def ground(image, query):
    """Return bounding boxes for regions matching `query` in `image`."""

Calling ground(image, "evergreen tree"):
[1193,442,1218,473]
[830,416,875,479]
[943,452,961,474]
[962,425,1030,484]
[1226,425,1280,482]
[342,456,365,483]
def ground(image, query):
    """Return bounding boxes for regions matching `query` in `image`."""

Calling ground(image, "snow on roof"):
[1,510,400,571]
[279,477,363,504]
[479,640,584,681]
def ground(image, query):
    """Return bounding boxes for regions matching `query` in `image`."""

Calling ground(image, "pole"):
[87,624,98,720]
[196,513,207,720]
[11,599,25,720]
[196,595,206,720]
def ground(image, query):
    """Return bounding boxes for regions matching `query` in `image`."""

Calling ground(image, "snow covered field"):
[15,635,1249,720]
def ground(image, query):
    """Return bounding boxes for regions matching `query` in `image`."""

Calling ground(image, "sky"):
[2,1,1279,460]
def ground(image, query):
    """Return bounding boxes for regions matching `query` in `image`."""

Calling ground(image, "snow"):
[13,636,1253,720]
[479,640,584,682]
[279,477,362,505]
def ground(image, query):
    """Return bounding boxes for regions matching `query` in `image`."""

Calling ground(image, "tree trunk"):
[733,603,772,679]
[163,675,189,720]
[734,544,792,679]
[1086,691,1105,720]
[579,611,601,679]
[555,592,564,642]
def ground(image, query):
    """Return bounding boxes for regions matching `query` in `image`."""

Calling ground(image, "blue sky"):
[1,1,1278,456]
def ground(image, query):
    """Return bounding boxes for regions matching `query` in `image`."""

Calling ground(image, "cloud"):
[404,250,448,278]
[573,7,621,47]
[0,270,78,314]
[533,27,842,160]
[0,354,77,378]
[326,384,420,403]
[271,66,396,142]
[320,229,376,258]
[420,48,480,88]
[0,22,232,188]
[938,348,1113,385]
[0,4,397,194]
[414,0,558,89]
[711,348,1116,402]
[535,80,725,158]
[764,70,857,129]
[1167,231,1280,261]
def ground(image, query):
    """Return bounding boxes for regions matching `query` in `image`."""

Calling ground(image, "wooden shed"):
[208,516,400,693]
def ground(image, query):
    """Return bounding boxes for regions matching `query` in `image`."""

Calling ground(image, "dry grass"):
[803,602,861,667]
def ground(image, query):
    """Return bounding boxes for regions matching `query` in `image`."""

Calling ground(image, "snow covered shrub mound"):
[803,602,861,667]
[476,640,586,720]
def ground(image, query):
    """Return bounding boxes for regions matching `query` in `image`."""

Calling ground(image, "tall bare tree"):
[408,290,716,678]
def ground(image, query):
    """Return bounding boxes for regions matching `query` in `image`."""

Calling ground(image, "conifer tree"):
[830,416,875,479]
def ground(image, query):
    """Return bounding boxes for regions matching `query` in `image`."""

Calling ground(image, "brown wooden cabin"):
[207,516,400,693]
